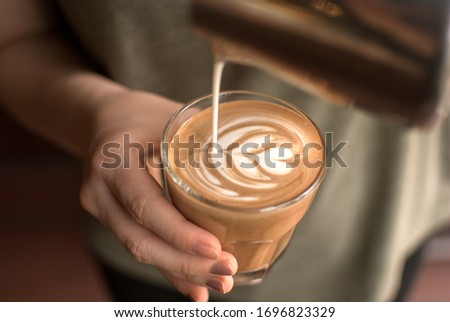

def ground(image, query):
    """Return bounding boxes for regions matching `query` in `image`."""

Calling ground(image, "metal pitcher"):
[193,0,450,127]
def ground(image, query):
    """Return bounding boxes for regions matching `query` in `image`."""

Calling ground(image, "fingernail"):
[209,260,234,275]
[206,279,225,293]
[193,244,219,260]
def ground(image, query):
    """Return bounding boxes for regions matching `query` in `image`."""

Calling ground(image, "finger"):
[96,184,237,282]
[103,166,222,260]
[160,269,209,302]
[169,272,234,295]
[169,251,237,294]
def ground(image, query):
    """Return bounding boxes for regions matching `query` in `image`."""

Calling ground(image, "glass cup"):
[161,91,326,285]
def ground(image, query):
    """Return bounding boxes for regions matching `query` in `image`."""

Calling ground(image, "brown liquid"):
[165,99,325,274]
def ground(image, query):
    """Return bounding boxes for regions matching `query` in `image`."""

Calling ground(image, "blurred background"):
[0,107,449,301]
[0,108,110,301]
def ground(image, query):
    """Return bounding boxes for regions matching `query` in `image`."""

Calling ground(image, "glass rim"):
[161,90,327,213]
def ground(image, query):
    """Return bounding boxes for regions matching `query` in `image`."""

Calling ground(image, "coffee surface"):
[168,100,324,208]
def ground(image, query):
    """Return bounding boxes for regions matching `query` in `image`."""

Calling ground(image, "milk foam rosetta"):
[168,100,324,208]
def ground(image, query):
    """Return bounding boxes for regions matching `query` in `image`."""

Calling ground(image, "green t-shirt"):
[58,0,450,301]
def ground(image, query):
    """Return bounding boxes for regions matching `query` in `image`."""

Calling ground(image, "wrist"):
[86,89,182,162]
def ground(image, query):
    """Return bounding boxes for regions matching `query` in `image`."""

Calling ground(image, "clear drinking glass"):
[161,91,326,285]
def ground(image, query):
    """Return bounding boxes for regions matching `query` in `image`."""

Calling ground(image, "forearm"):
[0,32,128,158]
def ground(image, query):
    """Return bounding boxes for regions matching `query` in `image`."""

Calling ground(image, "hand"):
[80,90,238,301]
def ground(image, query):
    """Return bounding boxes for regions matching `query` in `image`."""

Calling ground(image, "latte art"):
[168,100,324,208]
[164,92,326,277]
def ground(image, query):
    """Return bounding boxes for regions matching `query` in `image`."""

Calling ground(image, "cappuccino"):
[162,92,325,284]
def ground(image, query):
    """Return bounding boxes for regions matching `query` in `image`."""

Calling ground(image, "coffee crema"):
[168,100,324,209]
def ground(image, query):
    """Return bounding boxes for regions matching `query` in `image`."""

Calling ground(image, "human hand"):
[80,90,238,301]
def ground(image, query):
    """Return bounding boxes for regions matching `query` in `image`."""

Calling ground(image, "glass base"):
[233,267,268,286]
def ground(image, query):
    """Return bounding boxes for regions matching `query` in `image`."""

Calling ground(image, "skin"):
[0,0,237,301]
